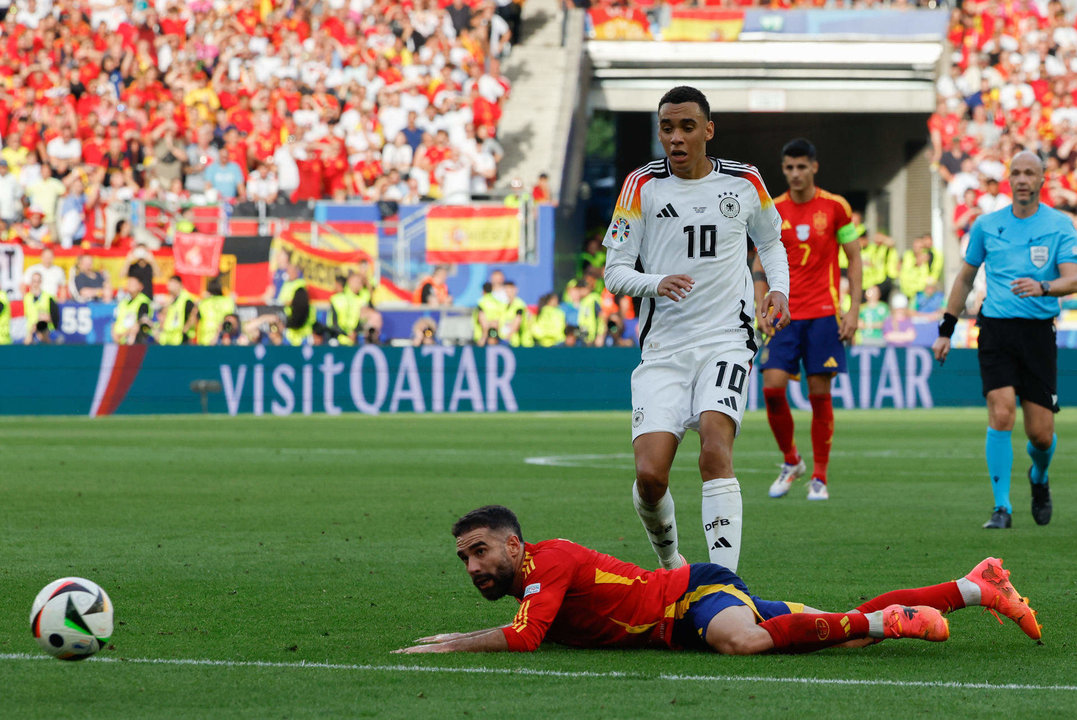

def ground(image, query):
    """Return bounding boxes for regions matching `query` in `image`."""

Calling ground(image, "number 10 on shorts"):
[715,361,747,393]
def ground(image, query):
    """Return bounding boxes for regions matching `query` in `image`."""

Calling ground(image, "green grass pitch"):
[1,409,1075,719]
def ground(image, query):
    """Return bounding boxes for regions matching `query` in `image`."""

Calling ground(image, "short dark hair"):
[782,137,817,161]
[170,274,183,283]
[452,505,523,542]
[658,86,710,120]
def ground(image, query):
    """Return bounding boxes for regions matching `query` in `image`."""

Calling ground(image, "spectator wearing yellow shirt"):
[25,165,66,224]
[184,75,222,126]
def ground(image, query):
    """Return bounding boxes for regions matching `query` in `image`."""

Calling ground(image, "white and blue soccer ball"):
[30,577,113,660]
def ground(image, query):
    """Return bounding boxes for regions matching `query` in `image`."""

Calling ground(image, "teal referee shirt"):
[965,204,1077,319]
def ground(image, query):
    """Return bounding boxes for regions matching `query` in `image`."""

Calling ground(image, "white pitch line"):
[1,653,1073,692]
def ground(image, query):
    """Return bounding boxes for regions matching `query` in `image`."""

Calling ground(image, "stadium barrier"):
[1,345,1074,416]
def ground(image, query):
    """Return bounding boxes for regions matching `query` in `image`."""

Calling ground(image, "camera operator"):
[412,316,439,346]
[604,312,636,347]
[218,313,248,346]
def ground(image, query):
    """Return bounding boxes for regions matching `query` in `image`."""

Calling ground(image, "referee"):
[934,151,1077,529]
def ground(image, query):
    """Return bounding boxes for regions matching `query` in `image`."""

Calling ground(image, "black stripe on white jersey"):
[738,299,757,353]
[655,203,679,218]
[716,158,764,184]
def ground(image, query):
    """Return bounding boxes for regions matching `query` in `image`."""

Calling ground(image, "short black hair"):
[781,137,816,161]
[658,86,710,120]
[452,505,523,542]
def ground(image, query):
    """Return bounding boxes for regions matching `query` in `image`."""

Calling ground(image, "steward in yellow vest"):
[530,293,565,347]
[473,282,506,345]
[0,289,12,345]
[198,277,236,345]
[278,267,315,346]
[899,236,944,300]
[112,275,153,345]
[329,273,365,346]
[23,271,60,344]
[577,289,603,346]
[159,276,199,345]
[499,281,533,347]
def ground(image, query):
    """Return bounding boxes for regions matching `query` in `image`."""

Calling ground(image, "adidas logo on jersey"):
[717,396,738,411]
[656,203,679,218]
[823,357,839,368]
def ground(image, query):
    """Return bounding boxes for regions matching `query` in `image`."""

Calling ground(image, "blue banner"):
[742,9,948,37]
[0,345,1074,416]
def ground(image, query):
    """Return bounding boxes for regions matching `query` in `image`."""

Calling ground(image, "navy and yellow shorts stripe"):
[671,563,803,650]
[758,315,847,376]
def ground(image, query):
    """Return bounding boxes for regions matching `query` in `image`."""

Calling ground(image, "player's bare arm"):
[933,261,978,363]
[413,627,508,644]
[1011,262,1077,298]
[839,238,863,342]
[393,627,510,654]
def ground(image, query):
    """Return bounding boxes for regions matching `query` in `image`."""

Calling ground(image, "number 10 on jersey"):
[684,225,717,258]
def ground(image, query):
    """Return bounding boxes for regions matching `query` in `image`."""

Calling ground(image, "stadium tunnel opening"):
[576,110,932,270]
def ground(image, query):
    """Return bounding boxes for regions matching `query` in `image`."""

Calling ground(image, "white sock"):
[701,477,742,572]
[632,481,680,568]
[955,577,981,607]
[866,610,884,638]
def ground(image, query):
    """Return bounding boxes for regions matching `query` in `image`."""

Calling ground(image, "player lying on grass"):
[394,505,1041,655]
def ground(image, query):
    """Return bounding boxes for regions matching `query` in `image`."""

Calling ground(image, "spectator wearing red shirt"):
[532,172,552,204]
[469,84,500,137]
[292,144,326,202]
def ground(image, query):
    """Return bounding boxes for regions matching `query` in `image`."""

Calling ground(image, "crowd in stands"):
[934,0,1077,244]
[0,0,518,250]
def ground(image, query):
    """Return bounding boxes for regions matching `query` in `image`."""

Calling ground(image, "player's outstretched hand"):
[392,643,451,654]
[932,336,951,364]
[762,290,791,332]
[1010,277,1042,298]
[657,274,694,302]
[839,309,859,343]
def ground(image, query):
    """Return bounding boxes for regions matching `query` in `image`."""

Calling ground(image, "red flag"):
[173,233,225,277]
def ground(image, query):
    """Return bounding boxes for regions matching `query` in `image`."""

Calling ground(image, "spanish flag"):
[664,9,744,42]
[425,206,520,263]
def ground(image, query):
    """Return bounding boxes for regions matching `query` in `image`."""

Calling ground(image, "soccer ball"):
[30,577,113,661]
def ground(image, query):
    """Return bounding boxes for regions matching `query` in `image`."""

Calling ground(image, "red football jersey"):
[500,540,690,652]
[774,187,855,319]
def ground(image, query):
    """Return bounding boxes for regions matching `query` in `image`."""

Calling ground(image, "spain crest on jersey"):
[812,211,828,235]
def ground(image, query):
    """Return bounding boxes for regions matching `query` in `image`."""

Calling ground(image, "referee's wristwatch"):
[1040,280,1052,296]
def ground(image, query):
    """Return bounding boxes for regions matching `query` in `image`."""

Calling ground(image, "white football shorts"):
[630,342,754,441]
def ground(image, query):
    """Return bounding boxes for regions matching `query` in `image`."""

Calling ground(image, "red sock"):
[809,393,834,482]
[763,387,799,464]
[760,612,871,654]
[854,581,966,614]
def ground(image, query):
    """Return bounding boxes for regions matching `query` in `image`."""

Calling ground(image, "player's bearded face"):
[471,549,516,600]
[458,528,518,600]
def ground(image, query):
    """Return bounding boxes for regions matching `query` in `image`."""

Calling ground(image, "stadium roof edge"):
[585,40,944,113]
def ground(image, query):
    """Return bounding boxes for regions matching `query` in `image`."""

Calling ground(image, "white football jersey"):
[603,157,787,360]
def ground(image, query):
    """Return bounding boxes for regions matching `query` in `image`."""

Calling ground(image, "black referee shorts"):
[977,315,1059,412]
